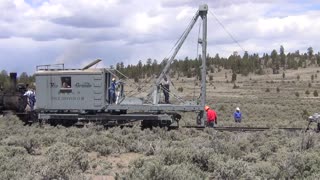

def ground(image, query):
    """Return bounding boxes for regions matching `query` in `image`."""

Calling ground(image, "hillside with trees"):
[116,46,320,81]
[0,46,319,87]
[0,70,34,90]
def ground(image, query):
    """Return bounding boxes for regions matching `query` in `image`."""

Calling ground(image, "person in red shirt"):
[205,105,217,127]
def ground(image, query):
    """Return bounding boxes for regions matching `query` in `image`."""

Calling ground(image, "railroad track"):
[171,126,308,132]
[75,123,311,132]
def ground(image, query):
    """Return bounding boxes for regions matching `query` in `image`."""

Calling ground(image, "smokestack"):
[9,72,17,90]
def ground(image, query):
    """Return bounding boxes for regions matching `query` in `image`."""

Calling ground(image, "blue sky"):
[24,0,47,7]
[1,0,320,75]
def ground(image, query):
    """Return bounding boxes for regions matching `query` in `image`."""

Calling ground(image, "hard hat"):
[236,107,240,111]
[112,78,115,81]
[205,105,210,111]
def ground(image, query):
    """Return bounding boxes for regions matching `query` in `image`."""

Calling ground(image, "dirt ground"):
[89,152,142,180]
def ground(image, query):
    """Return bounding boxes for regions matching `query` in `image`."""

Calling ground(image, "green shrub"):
[302,152,320,178]
[161,148,191,165]
[305,90,310,96]
[301,132,315,150]
[2,136,41,155]
[95,144,112,156]
[243,153,259,163]
[125,158,206,179]
[252,161,280,179]
[272,151,305,179]
[212,157,249,179]
[218,105,225,112]
[0,146,32,179]
[209,75,213,81]
[190,149,212,171]
[301,109,309,120]
[232,73,237,82]
[39,142,89,179]
[314,90,318,97]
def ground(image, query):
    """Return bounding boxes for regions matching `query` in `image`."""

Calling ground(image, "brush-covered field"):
[1,67,320,179]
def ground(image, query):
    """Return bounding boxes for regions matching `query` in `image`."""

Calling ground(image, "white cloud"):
[124,12,164,34]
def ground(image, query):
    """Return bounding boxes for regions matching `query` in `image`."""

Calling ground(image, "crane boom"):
[152,4,208,126]
[155,11,200,85]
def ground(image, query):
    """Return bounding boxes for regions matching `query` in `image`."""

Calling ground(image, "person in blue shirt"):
[234,107,242,123]
[109,78,117,104]
[24,88,36,111]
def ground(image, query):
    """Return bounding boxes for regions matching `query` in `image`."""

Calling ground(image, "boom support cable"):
[208,10,245,53]
[194,20,202,101]
[208,9,274,81]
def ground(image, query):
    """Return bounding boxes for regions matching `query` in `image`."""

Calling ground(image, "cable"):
[160,85,186,103]
[193,20,202,101]
[208,10,246,53]
[114,69,141,90]
[208,10,276,82]
[158,13,197,70]
[196,19,202,60]
[158,11,200,78]
[170,11,200,58]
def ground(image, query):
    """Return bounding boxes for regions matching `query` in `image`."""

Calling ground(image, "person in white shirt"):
[24,89,36,111]
[160,76,170,103]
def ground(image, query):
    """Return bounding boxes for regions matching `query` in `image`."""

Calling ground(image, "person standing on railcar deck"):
[160,76,170,103]
[109,78,117,104]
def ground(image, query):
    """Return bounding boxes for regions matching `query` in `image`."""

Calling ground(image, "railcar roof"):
[35,68,112,75]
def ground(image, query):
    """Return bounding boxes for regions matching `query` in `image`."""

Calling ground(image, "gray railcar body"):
[35,68,113,112]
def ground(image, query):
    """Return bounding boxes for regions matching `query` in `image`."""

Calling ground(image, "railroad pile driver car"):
[33,4,210,127]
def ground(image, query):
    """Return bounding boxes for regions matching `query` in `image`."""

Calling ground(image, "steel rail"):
[177,126,307,132]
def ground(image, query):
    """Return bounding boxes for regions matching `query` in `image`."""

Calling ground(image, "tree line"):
[0,46,319,88]
[116,46,320,81]
[0,70,34,90]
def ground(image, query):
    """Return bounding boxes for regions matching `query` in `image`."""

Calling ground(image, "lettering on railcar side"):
[51,96,85,101]
[50,83,58,88]
[75,82,92,88]
[50,82,92,88]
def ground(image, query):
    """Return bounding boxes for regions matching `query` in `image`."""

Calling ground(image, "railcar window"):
[60,77,72,93]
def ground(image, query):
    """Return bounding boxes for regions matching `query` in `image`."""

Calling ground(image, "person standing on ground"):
[234,107,242,123]
[205,105,217,127]
[24,88,36,111]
